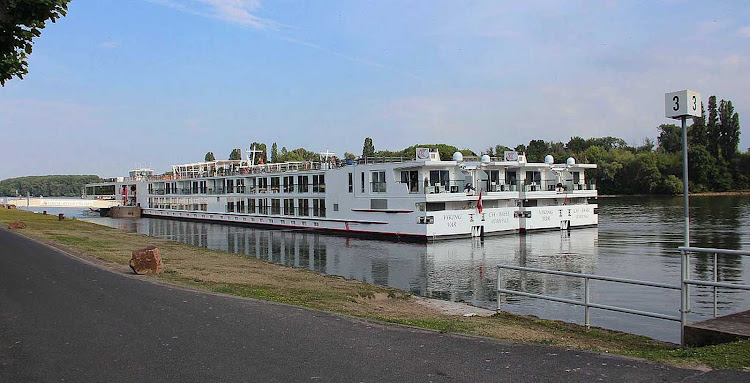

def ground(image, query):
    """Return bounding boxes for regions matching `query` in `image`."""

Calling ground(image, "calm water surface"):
[57,196,749,342]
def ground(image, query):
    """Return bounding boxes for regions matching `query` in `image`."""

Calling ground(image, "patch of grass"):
[490,311,669,349]
[161,275,358,308]
[634,340,750,370]
[377,317,477,334]
[49,234,115,252]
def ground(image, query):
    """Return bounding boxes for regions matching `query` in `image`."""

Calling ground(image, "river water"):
[33,195,750,343]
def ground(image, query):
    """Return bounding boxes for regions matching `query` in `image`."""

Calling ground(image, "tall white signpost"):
[665,90,701,247]
[665,90,701,341]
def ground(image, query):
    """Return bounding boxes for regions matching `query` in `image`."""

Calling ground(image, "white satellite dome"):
[452,152,464,162]
[481,154,491,163]
[544,155,554,164]
[566,157,576,166]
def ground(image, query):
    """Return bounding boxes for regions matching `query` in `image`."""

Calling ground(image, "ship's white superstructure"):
[85,148,598,241]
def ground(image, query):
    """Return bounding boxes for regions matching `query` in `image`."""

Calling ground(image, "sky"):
[2,0,749,179]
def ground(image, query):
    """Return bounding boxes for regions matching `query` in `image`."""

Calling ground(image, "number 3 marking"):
[691,95,697,111]
[673,95,679,111]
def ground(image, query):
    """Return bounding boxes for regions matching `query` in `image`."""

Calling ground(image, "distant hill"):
[0,175,102,197]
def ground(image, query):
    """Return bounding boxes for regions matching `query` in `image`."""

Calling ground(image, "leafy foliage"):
[657,124,682,153]
[228,148,242,160]
[276,147,318,162]
[204,152,215,161]
[375,144,475,161]
[0,175,100,197]
[248,142,267,164]
[362,137,375,158]
[270,142,278,163]
[1,0,71,85]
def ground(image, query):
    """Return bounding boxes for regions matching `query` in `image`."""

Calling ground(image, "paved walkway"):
[1,229,747,382]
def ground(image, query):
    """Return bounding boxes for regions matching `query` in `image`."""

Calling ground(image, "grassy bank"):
[2,208,748,370]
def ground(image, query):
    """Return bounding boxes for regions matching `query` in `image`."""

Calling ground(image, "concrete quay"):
[684,310,750,347]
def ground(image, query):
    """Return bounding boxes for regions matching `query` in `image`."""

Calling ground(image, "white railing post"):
[680,248,688,346]
[497,268,502,312]
[584,278,590,329]
[713,253,718,318]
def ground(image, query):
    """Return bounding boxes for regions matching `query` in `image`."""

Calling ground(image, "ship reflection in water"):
[95,216,599,313]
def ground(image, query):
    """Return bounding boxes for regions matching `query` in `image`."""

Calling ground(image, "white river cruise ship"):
[85,148,598,241]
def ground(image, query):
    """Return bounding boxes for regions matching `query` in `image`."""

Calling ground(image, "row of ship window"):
[147,197,327,218]
[148,175,326,195]
[226,198,327,217]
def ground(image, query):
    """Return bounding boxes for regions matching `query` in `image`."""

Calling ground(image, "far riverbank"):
[599,190,750,198]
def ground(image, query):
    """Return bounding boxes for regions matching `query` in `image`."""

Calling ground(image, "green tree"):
[731,152,750,190]
[205,152,215,161]
[549,141,567,161]
[656,124,682,153]
[586,137,627,151]
[688,145,715,191]
[375,144,475,161]
[278,146,289,162]
[270,142,279,163]
[362,137,375,158]
[526,140,549,162]
[629,152,662,193]
[566,136,587,153]
[595,149,634,194]
[706,96,719,157]
[277,147,317,162]
[657,175,683,195]
[248,142,267,164]
[494,145,511,155]
[581,145,606,164]
[0,175,100,197]
[229,148,242,160]
[718,99,740,160]
[635,138,655,153]
[1,0,71,85]
[689,103,707,147]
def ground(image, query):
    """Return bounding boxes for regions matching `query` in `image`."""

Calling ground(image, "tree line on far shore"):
[480,95,747,195]
[0,175,101,197]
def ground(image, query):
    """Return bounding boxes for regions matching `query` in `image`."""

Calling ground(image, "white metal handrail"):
[497,246,750,345]
[678,246,750,325]
[496,265,682,332]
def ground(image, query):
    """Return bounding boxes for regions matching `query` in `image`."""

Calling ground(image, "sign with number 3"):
[665,90,702,119]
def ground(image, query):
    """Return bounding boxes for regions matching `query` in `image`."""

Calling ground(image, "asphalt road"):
[0,228,747,382]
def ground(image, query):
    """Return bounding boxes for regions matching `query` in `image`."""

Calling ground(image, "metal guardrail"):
[496,265,682,327]
[679,247,750,325]
[497,246,750,345]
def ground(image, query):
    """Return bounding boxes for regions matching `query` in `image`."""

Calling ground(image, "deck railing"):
[420,180,595,195]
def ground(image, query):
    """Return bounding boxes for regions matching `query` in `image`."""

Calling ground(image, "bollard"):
[58,213,64,221]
